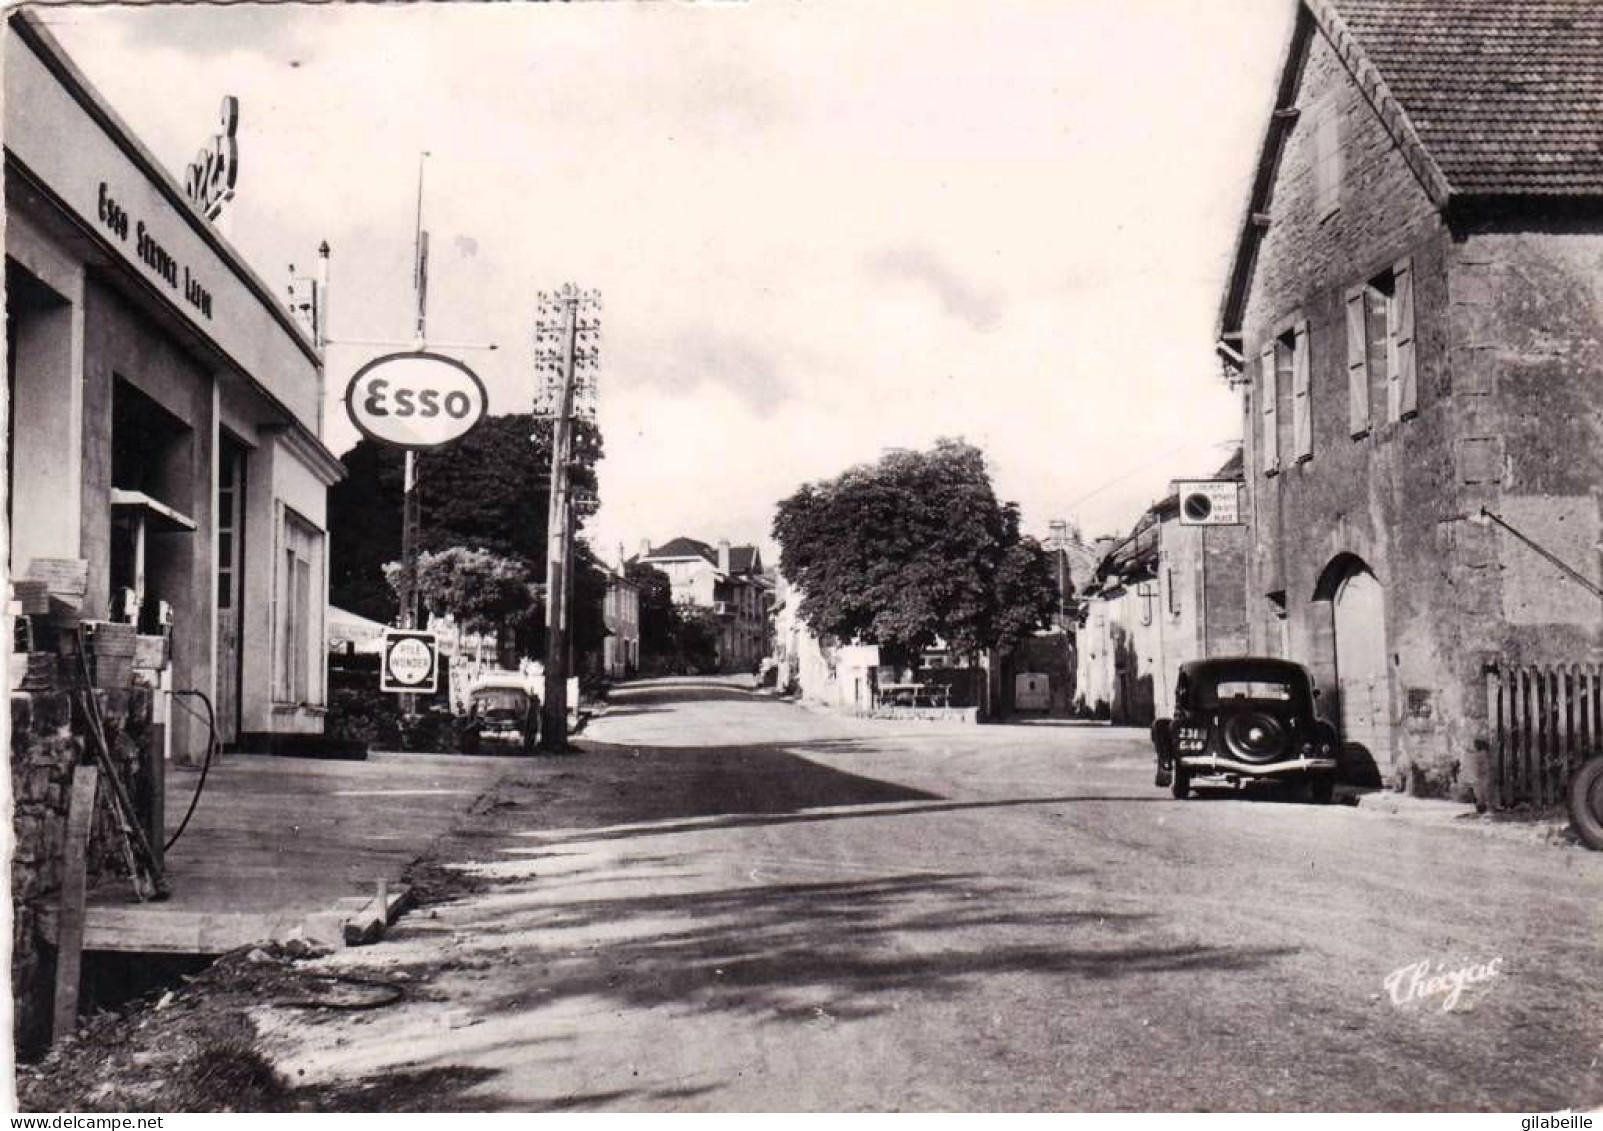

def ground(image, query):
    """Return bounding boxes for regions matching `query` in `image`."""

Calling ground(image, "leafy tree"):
[385,547,536,635]
[772,438,1058,665]
[329,412,602,624]
[627,562,676,660]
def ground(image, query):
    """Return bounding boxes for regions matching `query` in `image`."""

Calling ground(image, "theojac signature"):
[1383,956,1504,1011]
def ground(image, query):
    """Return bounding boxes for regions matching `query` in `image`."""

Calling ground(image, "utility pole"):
[534,285,601,752]
[400,152,430,637]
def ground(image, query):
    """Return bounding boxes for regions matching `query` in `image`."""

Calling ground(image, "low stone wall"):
[10,669,153,1056]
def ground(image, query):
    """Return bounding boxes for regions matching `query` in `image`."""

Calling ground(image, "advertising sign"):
[345,352,488,450]
[381,630,439,694]
[1174,480,1242,526]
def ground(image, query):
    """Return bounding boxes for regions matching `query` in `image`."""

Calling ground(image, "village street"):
[248,678,1603,1112]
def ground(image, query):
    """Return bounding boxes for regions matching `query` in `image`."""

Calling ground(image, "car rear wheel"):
[1305,774,1335,805]
[1567,755,1603,850]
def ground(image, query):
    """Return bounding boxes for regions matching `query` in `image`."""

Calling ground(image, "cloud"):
[116,4,311,62]
[867,246,1005,331]
[618,329,796,416]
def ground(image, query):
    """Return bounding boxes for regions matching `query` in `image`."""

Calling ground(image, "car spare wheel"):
[1221,710,1286,764]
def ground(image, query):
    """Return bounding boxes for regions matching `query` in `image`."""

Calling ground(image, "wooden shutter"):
[1345,285,1370,436]
[1315,104,1341,218]
[1260,341,1279,474]
[1292,319,1312,462]
[1393,256,1416,418]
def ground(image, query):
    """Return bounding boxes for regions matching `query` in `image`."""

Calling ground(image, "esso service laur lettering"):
[362,379,475,420]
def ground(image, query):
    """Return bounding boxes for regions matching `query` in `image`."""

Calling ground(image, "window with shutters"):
[1387,257,1417,420]
[1289,321,1311,463]
[1344,259,1416,432]
[1259,340,1280,476]
[1313,99,1342,219]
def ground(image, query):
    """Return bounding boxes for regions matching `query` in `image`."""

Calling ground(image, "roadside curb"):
[1344,787,1582,850]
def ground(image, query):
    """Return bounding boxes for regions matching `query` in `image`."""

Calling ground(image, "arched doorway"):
[1323,558,1392,783]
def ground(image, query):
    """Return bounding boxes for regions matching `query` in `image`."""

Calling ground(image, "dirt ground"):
[15,679,1603,1112]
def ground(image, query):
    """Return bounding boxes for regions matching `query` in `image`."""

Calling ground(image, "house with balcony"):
[633,536,771,673]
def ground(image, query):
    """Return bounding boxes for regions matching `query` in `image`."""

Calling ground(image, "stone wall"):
[1236,24,1603,799]
[1239,23,1468,794]
[11,672,154,1056]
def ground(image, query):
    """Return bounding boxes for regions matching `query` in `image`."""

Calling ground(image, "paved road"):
[258,677,1603,1112]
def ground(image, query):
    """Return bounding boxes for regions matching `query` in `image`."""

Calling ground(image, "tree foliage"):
[625,561,719,674]
[772,439,1058,664]
[329,412,602,624]
[384,547,536,635]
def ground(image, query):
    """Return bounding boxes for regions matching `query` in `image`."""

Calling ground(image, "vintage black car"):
[457,674,541,755]
[1151,657,1338,803]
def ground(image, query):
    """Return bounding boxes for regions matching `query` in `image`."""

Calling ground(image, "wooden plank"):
[51,765,98,1045]
[1485,665,1505,809]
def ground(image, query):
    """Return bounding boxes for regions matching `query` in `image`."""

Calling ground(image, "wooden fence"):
[1484,661,1603,807]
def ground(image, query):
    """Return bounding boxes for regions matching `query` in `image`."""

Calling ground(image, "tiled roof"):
[640,537,763,575]
[644,537,715,562]
[727,546,763,576]
[1335,0,1603,195]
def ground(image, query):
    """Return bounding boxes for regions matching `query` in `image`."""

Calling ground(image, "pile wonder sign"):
[344,352,488,450]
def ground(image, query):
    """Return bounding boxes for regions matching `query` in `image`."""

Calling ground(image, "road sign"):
[381,630,438,694]
[1175,479,1242,526]
[345,351,488,450]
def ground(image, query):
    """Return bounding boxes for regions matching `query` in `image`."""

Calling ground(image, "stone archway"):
[1314,554,1392,785]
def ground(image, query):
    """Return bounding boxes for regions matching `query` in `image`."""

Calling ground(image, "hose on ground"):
[165,689,219,852]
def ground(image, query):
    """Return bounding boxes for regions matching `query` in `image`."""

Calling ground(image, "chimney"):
[717,539,732,573]
[1048,520,1069,549]
[638,537,652,559]
[616,542,627,572]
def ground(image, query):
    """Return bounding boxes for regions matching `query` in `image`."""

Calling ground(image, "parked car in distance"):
[458,673,541,755]
[1151,657,1338,803]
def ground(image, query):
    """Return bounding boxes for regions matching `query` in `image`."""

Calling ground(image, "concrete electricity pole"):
[534,285,601,752]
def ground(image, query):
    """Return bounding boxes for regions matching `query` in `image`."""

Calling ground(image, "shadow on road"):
[448,866,1293,1048]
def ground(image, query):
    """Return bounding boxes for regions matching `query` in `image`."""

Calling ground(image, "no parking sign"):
[381,630,439,694]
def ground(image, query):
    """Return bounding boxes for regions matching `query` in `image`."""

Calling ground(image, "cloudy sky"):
[45,0,1293,559]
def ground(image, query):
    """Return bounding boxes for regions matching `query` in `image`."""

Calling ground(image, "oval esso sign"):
[344,352,488,450]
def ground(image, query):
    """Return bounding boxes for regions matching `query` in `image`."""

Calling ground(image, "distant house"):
[600,567,640,679]
[771,577,883,712]
[1217,0,1603,796]
[633,536,771,673]
[1074,452,1249,724]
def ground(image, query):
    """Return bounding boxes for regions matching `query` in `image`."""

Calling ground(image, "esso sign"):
[344,352,488,450]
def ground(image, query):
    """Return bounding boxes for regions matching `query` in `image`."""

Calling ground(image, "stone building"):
[1217,0,1603,794]
[600,566,640,679]
[1074,453,1249,724]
